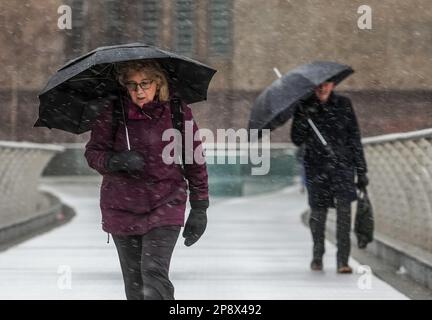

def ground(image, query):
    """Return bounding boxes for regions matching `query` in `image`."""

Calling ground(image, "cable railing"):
[0,141,64,229]
[363,128,432,253]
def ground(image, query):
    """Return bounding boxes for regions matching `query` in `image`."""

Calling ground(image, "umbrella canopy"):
[248,61,354,132]
[35,43,217,134]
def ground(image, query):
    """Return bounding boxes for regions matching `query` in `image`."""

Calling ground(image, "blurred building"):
[1,0,432,143]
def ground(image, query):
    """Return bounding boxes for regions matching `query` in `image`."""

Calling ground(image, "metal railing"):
[0,141,64,229]
[43,142,298,197]
[363,128,432,253]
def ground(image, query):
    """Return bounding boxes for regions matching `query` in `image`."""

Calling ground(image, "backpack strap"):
[111,96,127,143]
[170,97,185,172]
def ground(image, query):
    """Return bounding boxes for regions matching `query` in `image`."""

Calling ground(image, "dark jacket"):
[291,92,367,208]
[84,97,209,235]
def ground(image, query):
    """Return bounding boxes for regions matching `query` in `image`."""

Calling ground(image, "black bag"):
[354,189,374,249]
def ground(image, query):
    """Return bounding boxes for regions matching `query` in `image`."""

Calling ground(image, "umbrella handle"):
[307,118,328,146]
[124,126,131,150]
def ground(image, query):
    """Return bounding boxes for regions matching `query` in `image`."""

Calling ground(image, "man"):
[291,81,368,273]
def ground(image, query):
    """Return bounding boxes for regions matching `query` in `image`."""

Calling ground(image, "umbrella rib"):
[69,64,116,82]
[178,82,206,101]
[105,63,115,77]
[94,63,114,76]
[68,77,115,82]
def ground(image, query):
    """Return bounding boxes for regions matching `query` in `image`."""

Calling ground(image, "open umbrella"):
[248,61,354,142]
[34,43,217,134]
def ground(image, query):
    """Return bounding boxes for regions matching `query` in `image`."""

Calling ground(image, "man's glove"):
[183,199,209,247]
[356,173,369,191]
[106,150,145,173]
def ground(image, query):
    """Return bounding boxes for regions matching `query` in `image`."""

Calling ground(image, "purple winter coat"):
[84,97,209,235]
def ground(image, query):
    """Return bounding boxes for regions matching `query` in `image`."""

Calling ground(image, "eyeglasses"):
[124,80,154,91]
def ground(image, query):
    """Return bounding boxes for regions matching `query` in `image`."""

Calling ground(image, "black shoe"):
[310,259,323,271]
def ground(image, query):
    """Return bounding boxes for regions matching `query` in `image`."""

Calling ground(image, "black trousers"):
[309,200,352,265]
[112,226,181,300]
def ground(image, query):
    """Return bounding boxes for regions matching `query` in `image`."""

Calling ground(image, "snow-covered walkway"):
[0,178,407,299]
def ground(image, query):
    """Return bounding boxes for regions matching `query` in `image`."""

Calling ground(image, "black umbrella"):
[248,61,354,140]
[35,43,217,134]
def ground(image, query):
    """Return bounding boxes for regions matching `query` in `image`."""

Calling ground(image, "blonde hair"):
[115,60,170,101]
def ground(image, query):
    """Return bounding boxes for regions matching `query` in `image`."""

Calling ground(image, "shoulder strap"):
[111,97,125,142]
[170,97,185,172]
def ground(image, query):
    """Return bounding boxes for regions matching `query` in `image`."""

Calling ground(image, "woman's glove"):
[105,150,145,173]
[183,199,209,247]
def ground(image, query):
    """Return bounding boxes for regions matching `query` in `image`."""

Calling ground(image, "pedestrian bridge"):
[1,129,432,299]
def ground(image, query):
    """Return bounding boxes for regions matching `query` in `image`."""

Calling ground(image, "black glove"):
[183,199,209,247]
[357,173,369,191]
[106,150,145,173]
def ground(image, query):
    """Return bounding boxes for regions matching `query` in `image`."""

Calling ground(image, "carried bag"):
[354,189,374,249]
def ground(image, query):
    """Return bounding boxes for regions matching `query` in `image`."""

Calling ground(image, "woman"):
[84,60,209,300]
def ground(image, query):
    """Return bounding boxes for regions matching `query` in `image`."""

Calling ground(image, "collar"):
[127,98,168,120]
[318,92,338,111]
[327,92,338,104]
[318,91,337,104]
